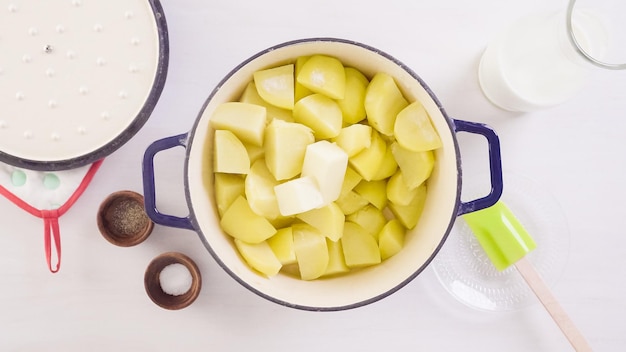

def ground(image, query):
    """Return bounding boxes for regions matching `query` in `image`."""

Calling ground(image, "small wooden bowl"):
[97,190,154,247]
[144,252,202,310]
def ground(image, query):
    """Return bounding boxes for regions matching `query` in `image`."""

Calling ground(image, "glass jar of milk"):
[478,2,614,112]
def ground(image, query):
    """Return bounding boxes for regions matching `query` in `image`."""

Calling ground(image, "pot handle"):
[142,133,195,231]
[453,119,503,216]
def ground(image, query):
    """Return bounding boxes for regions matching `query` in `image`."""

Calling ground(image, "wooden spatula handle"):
[515,257,592,352]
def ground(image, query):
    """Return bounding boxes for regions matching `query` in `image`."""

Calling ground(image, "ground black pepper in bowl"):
[97,190,154,247]
[108,198,150,235]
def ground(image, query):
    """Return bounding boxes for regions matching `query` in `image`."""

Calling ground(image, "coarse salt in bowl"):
[159,263,193,296]
[144,252,202,310]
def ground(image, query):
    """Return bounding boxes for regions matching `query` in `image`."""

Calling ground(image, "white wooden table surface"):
[1,0,625,351]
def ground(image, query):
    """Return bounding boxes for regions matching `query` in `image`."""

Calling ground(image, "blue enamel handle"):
[453,119,503,216]
[142,133,195,230]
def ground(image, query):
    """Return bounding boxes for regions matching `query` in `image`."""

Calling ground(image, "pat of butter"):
[301,141,348,204]
[274,176,324,216]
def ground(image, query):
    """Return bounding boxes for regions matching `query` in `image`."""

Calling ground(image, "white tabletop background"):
[1,0,625,351]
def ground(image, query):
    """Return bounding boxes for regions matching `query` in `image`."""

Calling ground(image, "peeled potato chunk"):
[267,227,297,265]
[295,56,314,101]
[293,93,343,139]
[332,123,372,157]
[264,119,314,180]
[337,67,368,124]
[349,129,386,181]
[210,102,267,146]
[293,223,329,280]
[214,130,250,174]
[346,205,386,240]
[339,167,363,198]
[390,142,435,189]
[388,183,427,229]
[341,222,381,268]
[365,73,408,136]
[378,219,406,260]
[245,159,281,220]
[214,173,245,217]
[268,215,296,230]
[335,190,369,215]
[371,146,398,181]
[274,176,324,216]
[243,142,265,164]
[235,239,282,277]
[240,81,294,122]
[253,64,295,110]
[324,238,350,277]
[387,170,419,206]
[296,202,345,241]
[394,101,442,151]
[296,55,346,100]
[353,179,387,210]
[301,140,348,205]
[220,196,277,243]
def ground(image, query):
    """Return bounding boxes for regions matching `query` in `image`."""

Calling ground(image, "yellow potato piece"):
[267,227,296,265]
[353,179,388,210]
[243,142,265,164]
[365,72,408,136]
[214,173,245,217]
[387,170,419,206]
[332,123,372,157]
[349,129,386,181]
[239,81,294,122]
[324,238,350,277]
[335,190,369,215]
[339,167,363,198]
[378,219,406,260]
[213,130,250,174]
[346,205,386,241]
[390,142,435,189]
[341,222,381,268]
[220,196,277,243]
[394,101,442,151]
[264,119,314,180]
[336,67,368,125]
[296,202,345,241]
[253,64,295,110]
[293,93,342,139]
[210,102,267,146]
[388,183,427,229]
[245,159,281,220]
[301,141,348,204]
[295,56,314,101]
[268,215,296,229]
[292,223,329,280]
[371,146,398,181]
[296,55,346,100]
[274,176,325,216]
[234,239,282,277]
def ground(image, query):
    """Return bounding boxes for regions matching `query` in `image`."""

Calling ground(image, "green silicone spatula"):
[463,201,592,352]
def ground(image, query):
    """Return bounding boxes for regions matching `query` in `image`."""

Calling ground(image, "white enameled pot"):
[143,38,503,311]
